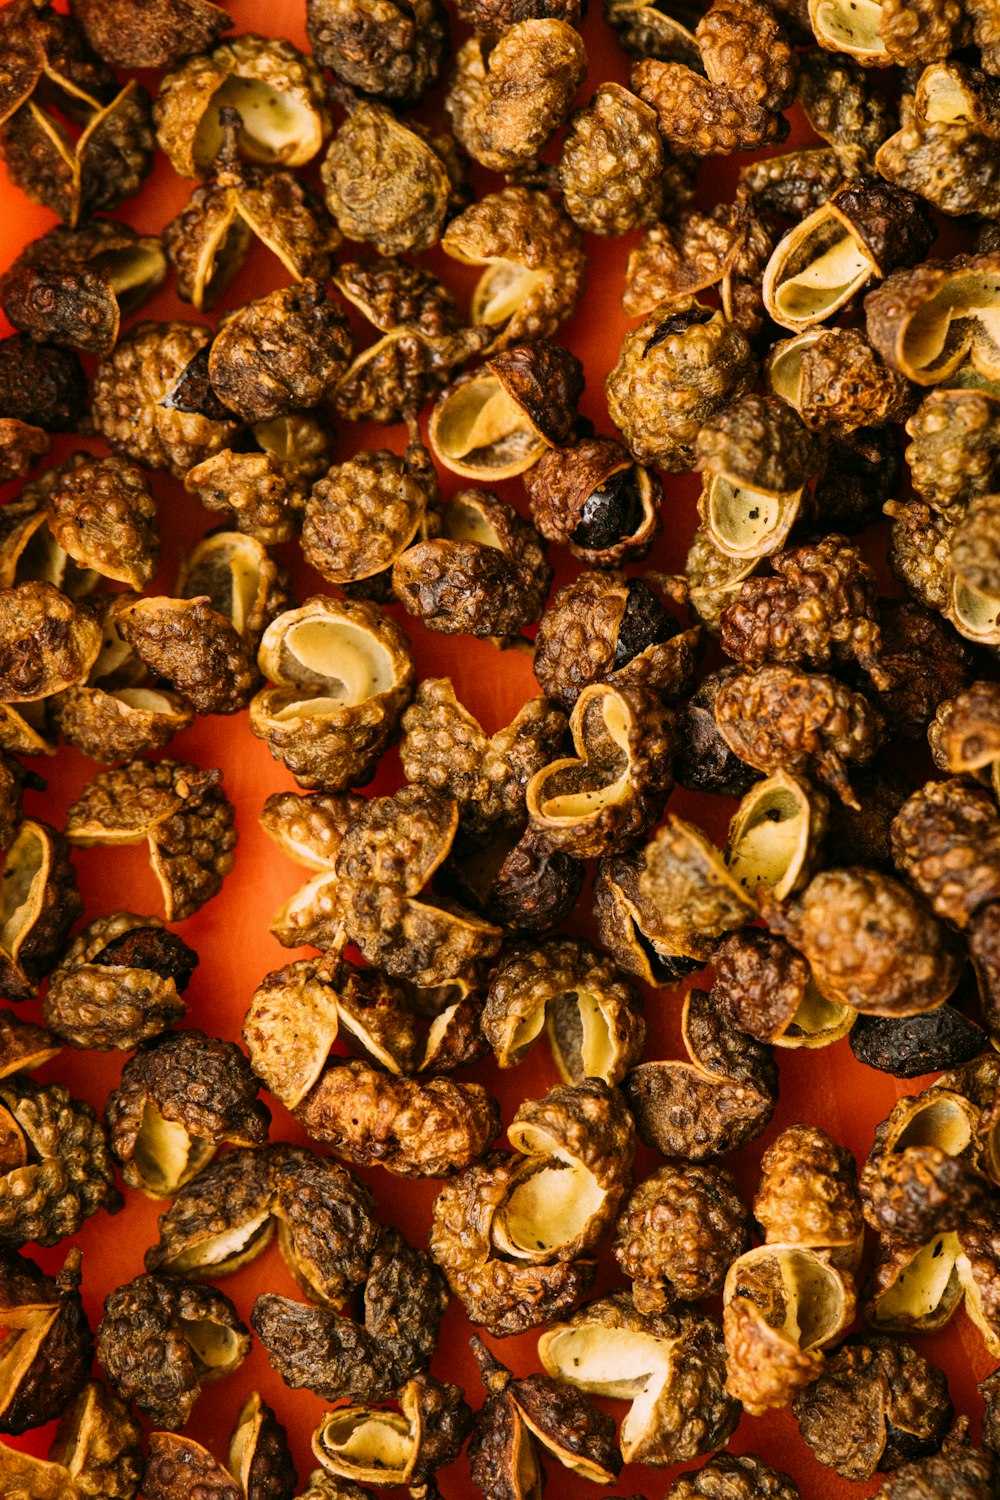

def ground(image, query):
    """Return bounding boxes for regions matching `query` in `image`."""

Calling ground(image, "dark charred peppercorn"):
[97,1273,251,1430]
[0,1247,92,1435]
[0,336,87,431]
[675,668,761,798]
[870,1431,1000,1499]
[793,1335,953,1479]
[481,830,585,936]
[870,601,972,742]
[797,49,896,153]
[850,1005,985,1079]
[823,765,913,870]
[307,0,447,105]
[815,426,902,534]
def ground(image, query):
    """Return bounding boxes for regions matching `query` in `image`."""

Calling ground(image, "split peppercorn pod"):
[144,1392,297,1500]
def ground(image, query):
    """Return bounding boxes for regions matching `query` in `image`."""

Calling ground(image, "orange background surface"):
[0,1,995,1496]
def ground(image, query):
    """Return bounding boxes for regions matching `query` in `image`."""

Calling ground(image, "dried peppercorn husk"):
[0,1378,142,1500]
[538,1292,739,1466]
[0,1075,121,1247]
[429,341,583,484]
[66,758,237,921]
[8,451,160,594]
[0,335,87,437]
[534,571,699,713]
[0,819,82,1001]
[97,1273,251,1430]
[251,596,415,793]
[0,1009,60,1079]
[793,1335,953,1479]
[614,1164,751,1311]
[720,535,890,687]
[876,66,1000,218]
[931,682,1000,785]
[0,1247,91,1436]
[795,327,916,436]
[469,1336,622,1491]
[446,20,587,173]
[870,601,971,744]
[154,32,329,177]
[442,188,585,354]
[146,1143,380,1308]
[558,83,666,236]
[164,111,338,312]
[762,179,934,333]
[0,220,166,356]
[593,851,701,988]
[206,280,352,425]
[637,815,756,962]
[258,791,364,954]
[482,938,644,1087]
[430,1147,598,1335]
[106,1028,269,1199]
[863,1215,1000,1352]
[723,1243,857,1413]
[0,1,154,226]
[907,386,1000,519]
[891,778,1000,930]
[696,394,820,561]
[622,195,771,338]
[177,530,287,658]
[724,770,828,904]
[304,436,437,588]
[711,927,854,1048]
[604,0,701,63]
[607,301,757,473]
[144,1391,296,1500]
[0,581,101,702]
[867,252,1000,386]
[312,1375,471,1489]
[526,681,675,859]
[43,913,196,1051]
[71,0,230,69]
[332,258,487,425]
[401,678,566,839]
[114,596,256,717]
[524,436,661,568]
[714,663,884,808]
[796,48,896,152]
[297,1058,499,1178]
[871,1430,1000,1500]
[250,1233,446,1403]
[861,1084,989,1245]
[632,0,798,157]
[92,321,240,478]
[946,494,1000,646]
[763,867,962,1017]
[666,1455,800,1500]
[741,141,869,220]
[185,423,328,546]
[321,101,460,258]
[755,1124,864,1269]
[395,489,553,640]
[626,988,777,1160]
[307,0,446,104]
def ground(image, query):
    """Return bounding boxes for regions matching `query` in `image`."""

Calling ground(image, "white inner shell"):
[708,478,801,560]
[875,1232,964,1322]
[493,1121,605,1260]
[0,826,44,958]
[472,261,545,328]
[540,1324,675,1455]
[132,1104,214,1195]
[772,234,874,326]
[275,618,396,716]
[810,0,885,56]
[902,273,1000,378]
[726,782,809,895]
[952,577,1000,643]
[541,695,631,822]
[194,77,322,170]
[318,1410,413,1475]
[893,1095,973,1155]
[436,379,527,462]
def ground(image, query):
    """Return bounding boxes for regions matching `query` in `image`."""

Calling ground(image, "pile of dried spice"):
[1,0,1000,1495]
